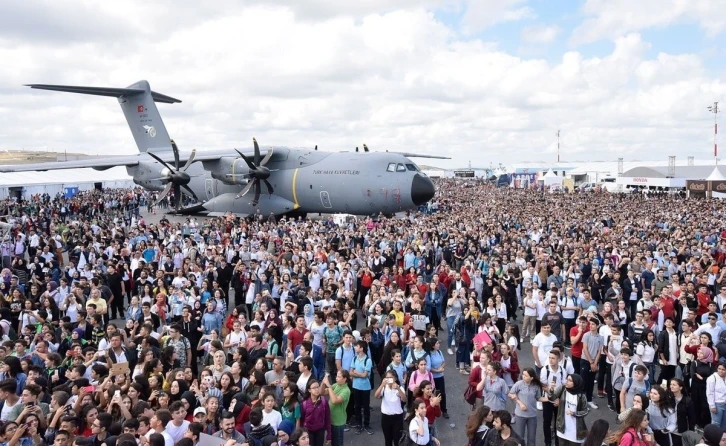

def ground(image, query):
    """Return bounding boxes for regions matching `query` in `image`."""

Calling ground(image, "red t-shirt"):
[287,328,308,353]
[570,326,583,358]
[661,296,675,319]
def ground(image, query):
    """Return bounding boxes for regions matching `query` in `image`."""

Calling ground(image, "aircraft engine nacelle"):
[126,162,167,191]
[203,157,250,185]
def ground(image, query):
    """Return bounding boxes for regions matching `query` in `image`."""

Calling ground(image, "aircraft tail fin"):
[26,80,180,153]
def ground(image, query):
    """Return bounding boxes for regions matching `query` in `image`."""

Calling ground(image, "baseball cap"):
[194,407,206,416]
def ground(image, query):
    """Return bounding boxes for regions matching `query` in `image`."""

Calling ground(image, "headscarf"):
[565,373,584,395]
[170,379,189,401]
[682,430,703,446]
[73,328,85,338]
[49,281,58,292]
[700,346,715,364]
[703,424,724,446]
[180,391,197,410]
[277,419,295,436]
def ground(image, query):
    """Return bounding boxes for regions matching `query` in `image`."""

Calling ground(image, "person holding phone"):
[375,370,407,446]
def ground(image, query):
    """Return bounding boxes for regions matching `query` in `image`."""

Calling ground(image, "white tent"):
[543,169,563,187]
[707,167,726,181]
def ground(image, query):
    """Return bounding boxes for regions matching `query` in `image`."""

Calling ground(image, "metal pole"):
[708,102,719,164]
[556,130,560,163]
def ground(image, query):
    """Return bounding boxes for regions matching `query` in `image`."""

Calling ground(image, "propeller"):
[235,138,277,206]
[148,139,197,213]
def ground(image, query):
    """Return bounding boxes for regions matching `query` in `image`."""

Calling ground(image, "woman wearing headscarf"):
[180,390,197,422]
[169,378,190,402]
[277,419,296,446]
[691,346,715,428]
[547,373,589,446]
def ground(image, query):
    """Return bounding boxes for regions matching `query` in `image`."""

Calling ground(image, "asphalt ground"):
[111,210,620,446]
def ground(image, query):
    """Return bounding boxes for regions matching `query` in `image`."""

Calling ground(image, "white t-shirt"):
[226,330,247,349]
[262,409,282,432]
[165,420,189,444]
[532,333,556,366]
[308,321,325,348]
[0,399,19,422]
[523,296,538,317]
[409,417,430,445]
[557,392,582,442]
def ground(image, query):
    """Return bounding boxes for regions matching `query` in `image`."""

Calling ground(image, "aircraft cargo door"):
[205,179,217,201]
[320,191,332,209]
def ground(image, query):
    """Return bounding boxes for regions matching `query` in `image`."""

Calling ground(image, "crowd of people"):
[0,181,726,446]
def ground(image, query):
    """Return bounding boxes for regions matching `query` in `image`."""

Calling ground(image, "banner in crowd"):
[510,173,537,189]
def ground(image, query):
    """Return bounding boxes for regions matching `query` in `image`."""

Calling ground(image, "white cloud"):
[521,24,560,43]
[0,2,725,167]
[460,0,535,34]
[571,0,726,45]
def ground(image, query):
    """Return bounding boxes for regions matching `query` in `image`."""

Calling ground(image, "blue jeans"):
[456,340,471,367]
[331,425,344,446]
[712,402,726,429]
[446,316,456,348]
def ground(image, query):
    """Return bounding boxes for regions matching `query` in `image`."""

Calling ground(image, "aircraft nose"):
[411,174,435,206]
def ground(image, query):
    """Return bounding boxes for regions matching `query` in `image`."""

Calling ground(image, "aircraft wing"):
[0,155,141,172]
[0,149,273,173]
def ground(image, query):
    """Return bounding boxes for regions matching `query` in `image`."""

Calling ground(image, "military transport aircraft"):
[0,80,446,217]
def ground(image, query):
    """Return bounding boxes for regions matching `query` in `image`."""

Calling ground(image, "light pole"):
[708,102,719,164]
[556,130,560,163]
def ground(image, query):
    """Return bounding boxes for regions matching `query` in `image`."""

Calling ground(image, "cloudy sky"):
[1,0,725,168]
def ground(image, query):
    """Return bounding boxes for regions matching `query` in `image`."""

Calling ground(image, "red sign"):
[632,177,648,183]
[137,105,144,113]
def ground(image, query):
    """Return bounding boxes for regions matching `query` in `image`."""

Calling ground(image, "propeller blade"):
[154,183,173,207]
[236,181,255,199]
[171,139,180,169]
[263,179,274,195]
[314,145,318,151]
[356,147,359,152]
[252,182,261,206]
[174,184,181,213]
[236,149,256,170]
[181,148,196,171]
[253,138,261,166]
[181,184,198,201]
[260,146,274,166]
[147,152,175,172]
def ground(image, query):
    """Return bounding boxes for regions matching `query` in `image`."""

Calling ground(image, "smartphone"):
[114,390,121,398]
[387,377,394,385]
[83,385,95,393]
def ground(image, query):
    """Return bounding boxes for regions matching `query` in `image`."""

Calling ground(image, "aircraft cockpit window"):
[387,163,396,172]
[396,163,406,172]
[406,164,418,171]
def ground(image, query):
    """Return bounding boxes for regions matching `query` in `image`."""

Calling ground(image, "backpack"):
[544,364,565,383]
[613,363,636,391]
[407,349,429,371]
[625,376,650,397]
[0,319,16,341]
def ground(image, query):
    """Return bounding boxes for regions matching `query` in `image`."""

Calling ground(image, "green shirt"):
[330,383,351,426]
[280,400,301,424]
